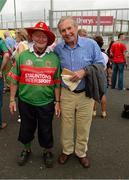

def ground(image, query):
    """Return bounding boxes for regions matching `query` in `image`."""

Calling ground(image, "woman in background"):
[93,36,108,118]
[106,40,114,86]
[12,29,29,123]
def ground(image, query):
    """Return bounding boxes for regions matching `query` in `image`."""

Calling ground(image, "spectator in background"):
[110,33,127,90]
[4,31,16,54]
[3,31,16,93]
[93,35,108,118]
[106,39,114,86]
[12,28,29,123]
[13,29,29,59]
[0,37,10,129]
[78,28,87,37]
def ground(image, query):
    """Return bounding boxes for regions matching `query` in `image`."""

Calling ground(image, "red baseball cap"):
[26,21,55,46]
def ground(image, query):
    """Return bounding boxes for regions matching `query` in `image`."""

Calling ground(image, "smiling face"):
[58,17,78,48]
[32,30,48,51]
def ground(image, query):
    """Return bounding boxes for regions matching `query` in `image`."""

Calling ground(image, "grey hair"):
[4,31,11,37]
[57,16,78,30]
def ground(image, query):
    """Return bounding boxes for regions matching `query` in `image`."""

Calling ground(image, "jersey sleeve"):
[1,40,9,53]
[53,56,61,88]
[7,55,21,85]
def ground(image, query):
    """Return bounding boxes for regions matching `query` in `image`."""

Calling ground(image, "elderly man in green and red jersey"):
[8,22,61,168]
[0,37,10,129]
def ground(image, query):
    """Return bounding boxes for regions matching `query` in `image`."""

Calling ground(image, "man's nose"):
[65,29,70,35]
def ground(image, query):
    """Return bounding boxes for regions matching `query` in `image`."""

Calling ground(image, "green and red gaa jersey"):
[0,38,9,67]
[8,49,61,106]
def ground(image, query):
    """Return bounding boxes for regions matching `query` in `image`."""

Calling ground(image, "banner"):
[73,16,113,26]
[0,0,7,12]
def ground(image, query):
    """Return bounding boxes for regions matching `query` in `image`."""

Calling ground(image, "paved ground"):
[0,69,129,179]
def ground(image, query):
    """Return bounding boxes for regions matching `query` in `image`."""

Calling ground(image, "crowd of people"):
[0,16,128,169]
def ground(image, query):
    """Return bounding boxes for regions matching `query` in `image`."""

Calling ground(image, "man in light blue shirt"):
[4,31,16,54]
[55,16,105,168]
[55,34,104,90]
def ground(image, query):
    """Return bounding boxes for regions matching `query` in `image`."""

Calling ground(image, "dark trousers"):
[18,99,55,149]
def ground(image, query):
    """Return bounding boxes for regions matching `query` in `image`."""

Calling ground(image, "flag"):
[0,0,7,12]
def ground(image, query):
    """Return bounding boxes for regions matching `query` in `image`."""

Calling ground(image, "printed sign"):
[73,16,113,26]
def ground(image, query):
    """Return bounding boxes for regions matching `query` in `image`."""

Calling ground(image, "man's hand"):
[70,69,86,82]
[0,70,2,78]
[9,100,17,114]
[55,102,61,118]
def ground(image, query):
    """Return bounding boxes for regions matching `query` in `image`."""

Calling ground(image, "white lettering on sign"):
[76,18,94,25]
[25,73,52,84]
[73,16,113,26]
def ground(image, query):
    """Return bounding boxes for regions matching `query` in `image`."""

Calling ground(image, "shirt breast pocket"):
[60,56,70,69]
[81,56,93,67]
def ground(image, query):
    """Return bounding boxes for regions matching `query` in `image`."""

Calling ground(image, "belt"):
[63,87,85,93]
[73,89,85,93]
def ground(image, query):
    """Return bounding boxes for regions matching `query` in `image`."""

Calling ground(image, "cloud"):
[54,0,95,10]
[92,0,129,9]
[1,0,129,14]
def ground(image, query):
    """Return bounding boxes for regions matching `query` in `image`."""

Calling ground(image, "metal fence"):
[50,8,129,37]
[0,9,49,29]
[1,8,129,39]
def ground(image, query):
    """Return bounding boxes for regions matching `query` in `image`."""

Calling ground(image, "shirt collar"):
[29,43,52,57]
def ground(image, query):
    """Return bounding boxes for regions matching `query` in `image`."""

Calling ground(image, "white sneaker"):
[17,115,21,123]
[101,111,107,118]
[92,111,96,117]
[17,118,21,123]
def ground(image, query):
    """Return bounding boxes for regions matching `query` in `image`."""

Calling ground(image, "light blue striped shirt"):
[5,37,16,51]
[54,36,105,90]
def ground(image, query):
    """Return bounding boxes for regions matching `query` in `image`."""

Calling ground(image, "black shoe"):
[18,150,31,166]
[43,151,54,168]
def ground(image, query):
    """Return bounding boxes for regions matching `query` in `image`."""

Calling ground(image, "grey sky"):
[1,0,129,14]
